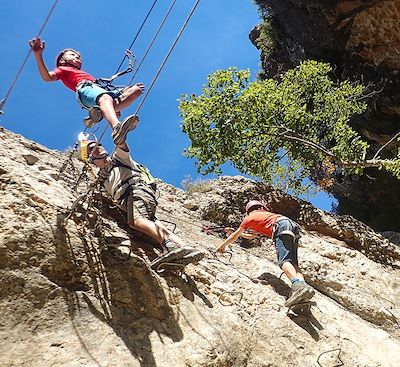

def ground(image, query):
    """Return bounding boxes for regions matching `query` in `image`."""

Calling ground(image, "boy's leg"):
[114,84,144,112]
[112,115,139,145]
[98,94,120,128]
[97,93,138,144]
[274,224,314,306]
[78,83,120,128]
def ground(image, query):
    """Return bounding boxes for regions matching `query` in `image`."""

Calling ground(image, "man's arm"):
[216,227,246,253]
[29,37,57,82]
[118,142,129,152]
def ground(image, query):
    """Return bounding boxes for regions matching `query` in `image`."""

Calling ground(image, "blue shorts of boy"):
[76,82,123,109]
[273,218,300,267]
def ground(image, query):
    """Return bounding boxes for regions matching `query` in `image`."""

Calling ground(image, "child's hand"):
[215,244,226,253]
[136,83,145,94]
[29,37,45,54]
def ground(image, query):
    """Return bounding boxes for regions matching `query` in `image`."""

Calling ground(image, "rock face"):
[1,127,400,367]
[251,0,400,232]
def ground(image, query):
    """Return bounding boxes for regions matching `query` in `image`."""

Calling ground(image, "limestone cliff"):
[251,0,400,231]
[1,127,400,367]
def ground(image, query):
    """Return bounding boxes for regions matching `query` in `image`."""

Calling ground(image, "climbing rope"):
[128,0,177,85]
[115,0,159,74]
[0,0,59,114]
[133,0,202,116]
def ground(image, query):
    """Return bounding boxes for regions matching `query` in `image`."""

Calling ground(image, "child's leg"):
[114,84,144,112]
[98,94,120,128]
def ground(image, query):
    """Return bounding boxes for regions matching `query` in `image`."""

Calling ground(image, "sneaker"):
[284,282,315,307]
[150,246,195,270]
[83,107,103,128]
[169,250,205,266]
[112,115,139,145]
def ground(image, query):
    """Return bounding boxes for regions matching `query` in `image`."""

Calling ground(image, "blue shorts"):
[76,82,123,109]
[273,218,300,267]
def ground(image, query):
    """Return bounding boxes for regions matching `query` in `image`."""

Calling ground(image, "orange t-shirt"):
[240,210,283,238]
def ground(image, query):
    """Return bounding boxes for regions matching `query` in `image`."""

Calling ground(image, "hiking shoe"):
[284,282,315,308]
[112,115,139,145]
[169,250,205,266]
[83,107,103,128]
[150,246,195,270]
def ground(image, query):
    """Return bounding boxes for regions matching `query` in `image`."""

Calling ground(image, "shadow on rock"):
[160,270,213,308]
[54,212,184,367]
[98,248,184,366]
[287,305,323,341]
[257,272,291,299]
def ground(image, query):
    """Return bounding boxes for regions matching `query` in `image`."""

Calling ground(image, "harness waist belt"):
[76,80,97,89]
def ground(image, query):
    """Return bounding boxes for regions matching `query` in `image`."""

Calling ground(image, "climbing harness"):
[76,50,137,114]
[0,0,60,114]
[97,50,136,87]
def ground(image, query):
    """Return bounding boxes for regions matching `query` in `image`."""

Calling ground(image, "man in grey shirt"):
[79,118,204,269]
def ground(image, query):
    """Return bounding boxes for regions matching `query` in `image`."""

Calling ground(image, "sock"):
[291,278,302,284]
[162,238,176,251]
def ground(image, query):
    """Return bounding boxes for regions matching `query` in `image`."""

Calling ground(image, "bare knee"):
[129,217,145,230]
[98,93,114,107]
[123,86,142,100]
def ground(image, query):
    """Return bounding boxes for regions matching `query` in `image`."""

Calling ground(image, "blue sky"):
[0,0,335,211]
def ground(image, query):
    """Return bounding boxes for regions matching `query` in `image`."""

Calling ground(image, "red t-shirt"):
[240,210,284,238]
[53,66,95,91]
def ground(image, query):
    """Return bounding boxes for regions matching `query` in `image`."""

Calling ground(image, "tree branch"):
[373,131,400,159]
[282,134,338,159]
[343,159,397,169]
[267,128,399,171]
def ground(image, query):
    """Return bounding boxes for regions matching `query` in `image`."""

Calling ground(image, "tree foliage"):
[179,61,400,194]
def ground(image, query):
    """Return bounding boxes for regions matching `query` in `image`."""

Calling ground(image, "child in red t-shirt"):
[216,200,315,307]
[29,37,144,145]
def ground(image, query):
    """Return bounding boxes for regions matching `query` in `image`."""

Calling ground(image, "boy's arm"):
[29,37,57,82]
[216,227,245,253]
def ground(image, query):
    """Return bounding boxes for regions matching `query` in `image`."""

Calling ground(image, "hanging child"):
[29,37,143,145]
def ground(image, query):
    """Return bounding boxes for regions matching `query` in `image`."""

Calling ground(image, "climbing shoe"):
[284,282,315,308]
[112,115,139,145]
[83,107,103,128]
[169,250,205,266]
[150,246,197,270]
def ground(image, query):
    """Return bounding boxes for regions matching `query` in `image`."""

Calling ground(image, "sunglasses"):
[88,143,106,161]
[88,142,102,154]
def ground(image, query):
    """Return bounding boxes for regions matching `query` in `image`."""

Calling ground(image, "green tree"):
[179,61,400,194]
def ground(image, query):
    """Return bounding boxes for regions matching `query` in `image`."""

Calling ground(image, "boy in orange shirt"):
[217,200,314,307]
[29,37,144,145]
